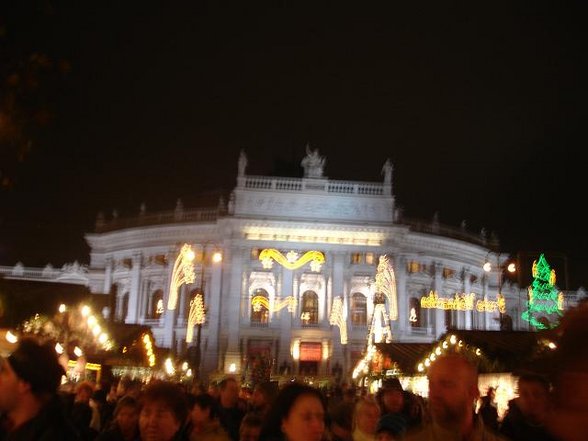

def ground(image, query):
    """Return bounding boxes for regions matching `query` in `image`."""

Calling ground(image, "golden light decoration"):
[143,333,156,367]
[415,334,484,373]
[375,255,398,320]
[329,296,348,344]
[167,244,196,310]
[251,295,297,313]
[409,308,417,322]
[420,291,507,313]
[186,293,206,343]
[259,249,325,271]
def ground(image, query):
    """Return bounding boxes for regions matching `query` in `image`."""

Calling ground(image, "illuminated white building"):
[3,149,583,381]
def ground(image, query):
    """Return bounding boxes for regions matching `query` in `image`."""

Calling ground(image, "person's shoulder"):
[403,424,432,441]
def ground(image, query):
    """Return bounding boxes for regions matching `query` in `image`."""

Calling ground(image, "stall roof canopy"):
[377,330,554,376]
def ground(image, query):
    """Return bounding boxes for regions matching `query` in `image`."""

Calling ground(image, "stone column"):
[103,257,113,294]
[463,268,473,329]
[433,262,445,338]
[126,252,142,323]
[162,249,177,349]
[224,248,244,373]
[331,252,345,367]
[203,258,223,376]
[394,254,408,337]
[278,265,294,369]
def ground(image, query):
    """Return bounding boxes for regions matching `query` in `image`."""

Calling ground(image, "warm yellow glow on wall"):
[259,248,325,271]
[243,226,385,246]
[292,340,300,360]
[329,296,348,344]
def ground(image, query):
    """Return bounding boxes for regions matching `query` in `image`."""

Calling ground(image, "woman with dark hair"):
[259,382,327,441]
[187,393,230,441]
[138,381,189,441]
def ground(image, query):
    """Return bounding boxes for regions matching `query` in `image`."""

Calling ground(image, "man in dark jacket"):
[0,337,81,440]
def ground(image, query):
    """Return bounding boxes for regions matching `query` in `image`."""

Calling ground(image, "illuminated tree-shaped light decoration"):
[329,296,348,344]
[521,254,563,330]
[186,293,205,343]
[167,244,195,310]
[352,255,398,382]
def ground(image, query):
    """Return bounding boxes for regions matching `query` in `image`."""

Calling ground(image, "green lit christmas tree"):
[521,254,563,330]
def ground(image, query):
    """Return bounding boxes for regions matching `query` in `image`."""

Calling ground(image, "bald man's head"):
[427,354,479,429]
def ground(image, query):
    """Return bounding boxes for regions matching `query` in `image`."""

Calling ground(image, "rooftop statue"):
[238,149,248,176]
[301,144,326,178]
[381,158,393,185]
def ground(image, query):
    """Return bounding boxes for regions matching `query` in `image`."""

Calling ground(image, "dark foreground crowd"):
[1,302,587,441]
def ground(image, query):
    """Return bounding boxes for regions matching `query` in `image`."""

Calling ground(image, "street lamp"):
[185,247,222,381]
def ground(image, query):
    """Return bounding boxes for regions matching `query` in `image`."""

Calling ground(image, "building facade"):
[4,150,582,381]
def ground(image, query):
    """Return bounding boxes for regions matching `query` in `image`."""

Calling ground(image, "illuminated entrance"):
[298,342,321,375]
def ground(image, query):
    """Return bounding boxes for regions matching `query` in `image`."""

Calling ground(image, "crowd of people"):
[1,302,586,441]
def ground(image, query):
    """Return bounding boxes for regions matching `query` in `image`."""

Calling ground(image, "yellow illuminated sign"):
[329,296,348,344]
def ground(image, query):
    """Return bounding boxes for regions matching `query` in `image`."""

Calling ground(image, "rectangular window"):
[443,268,455,279]
[351,253,363,264]
[365,253,375,265]
[408,261,420,273]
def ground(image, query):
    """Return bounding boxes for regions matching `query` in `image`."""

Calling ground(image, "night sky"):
[1,2,586,288]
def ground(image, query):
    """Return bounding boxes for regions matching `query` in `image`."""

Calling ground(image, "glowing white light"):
[286,251,299,263]
[212,252,222,263]
[92,325,101,336]
[450,335,457,344]
[74,346,83,357]
[5,330,18,344]
[229,363,237,373]
[58,304,67,313]
[87,316,97,327]
[548,342,557,350]
[435,347,442,355]
[165,358,175,375]
[182,362,188,371]
[98,333,108,344]
[81,305,91,317]
[483,262,492,272]
[55,342,64,354]
[186,369,193,377]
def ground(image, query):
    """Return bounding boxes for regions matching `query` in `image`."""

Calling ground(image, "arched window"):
[301,291,319,325]
[409,297,421,327]
[251,288,269,326]
[350,292,367,326]
[150,289,164,319]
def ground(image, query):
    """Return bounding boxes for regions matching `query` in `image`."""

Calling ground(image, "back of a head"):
[192,393,220,419]
[7,337,65,398]
[114,395,140,417]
